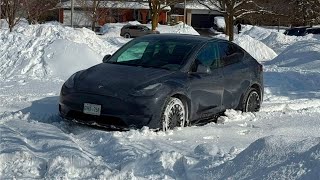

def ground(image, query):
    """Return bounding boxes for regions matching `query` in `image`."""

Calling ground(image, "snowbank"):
[267,41,320,72]
[0,23,119,80]
[156,23,199,35]
[234,35,277,62]
[242,25,318,54]
[192,136,320,180]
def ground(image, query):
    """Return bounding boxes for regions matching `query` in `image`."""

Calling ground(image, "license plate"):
[83,103,101,116]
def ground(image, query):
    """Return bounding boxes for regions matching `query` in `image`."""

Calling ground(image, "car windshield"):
[107,37,198,70]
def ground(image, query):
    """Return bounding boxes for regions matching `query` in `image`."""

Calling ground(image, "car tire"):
[160,97,187,131]
[124,33,131,38]
[241,88,261,112]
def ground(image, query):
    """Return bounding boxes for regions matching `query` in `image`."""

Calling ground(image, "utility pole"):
[71,0,74,27]
[183,0,186,28]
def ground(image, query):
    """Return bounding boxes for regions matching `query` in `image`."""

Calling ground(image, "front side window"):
[108,38,199,70]
[117,42,149,62]
[194,42,220,71]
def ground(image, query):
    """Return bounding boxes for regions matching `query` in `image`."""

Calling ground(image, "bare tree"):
[290,0,320,26]
[22,0,59,24]
[79,0,105,31]
[2,0,22,32]
[198,0,270,41]
[147,0,183,31]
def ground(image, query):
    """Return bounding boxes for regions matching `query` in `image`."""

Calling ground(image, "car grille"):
[67,110,128,128]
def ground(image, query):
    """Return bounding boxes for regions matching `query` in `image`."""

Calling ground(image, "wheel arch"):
[236,83,263,111]
[171,93,191,122]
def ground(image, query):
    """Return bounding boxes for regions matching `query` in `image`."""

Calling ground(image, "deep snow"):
[1,22,320,179]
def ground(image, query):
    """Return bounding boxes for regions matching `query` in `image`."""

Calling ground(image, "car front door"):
[218,42,250,110]
[188,42,224,120]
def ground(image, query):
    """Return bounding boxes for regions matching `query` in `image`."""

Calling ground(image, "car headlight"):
[131,83,163,96]
[64,73,77,89]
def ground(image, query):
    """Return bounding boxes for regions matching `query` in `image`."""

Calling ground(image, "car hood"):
[74,63,174,96]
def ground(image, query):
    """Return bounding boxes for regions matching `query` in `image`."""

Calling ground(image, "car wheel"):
[124,33,131,38]
[160,97,187,131]
[242,88,261,112]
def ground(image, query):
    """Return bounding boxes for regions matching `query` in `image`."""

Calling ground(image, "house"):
[58,0,170,27]
[173,1,222,29]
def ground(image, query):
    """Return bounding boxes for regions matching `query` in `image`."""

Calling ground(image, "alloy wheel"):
[245,91,261,112]
[162,98,186,131]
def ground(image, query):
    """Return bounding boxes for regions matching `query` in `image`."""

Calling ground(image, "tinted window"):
[219,42,244,67]
[194,42,220,71]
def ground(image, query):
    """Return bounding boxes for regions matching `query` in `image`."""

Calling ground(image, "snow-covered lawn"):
[1,22,320,179]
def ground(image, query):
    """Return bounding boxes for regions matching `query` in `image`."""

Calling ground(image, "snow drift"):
[0,23,119,80]
[190,136,320,180]
[234,35,277,62]
[242,25,319,54]
[266,41,320,72]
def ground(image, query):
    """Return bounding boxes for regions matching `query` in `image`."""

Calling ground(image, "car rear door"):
[188,42,224,120]
[136,26,149,37]
[218,42,251,110]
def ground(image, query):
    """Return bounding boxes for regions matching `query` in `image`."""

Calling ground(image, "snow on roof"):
[174,1,218,10]
[60,0,171,10]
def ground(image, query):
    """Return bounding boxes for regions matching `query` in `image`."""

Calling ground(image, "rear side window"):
[129,26,137,30]
[218,42,244,67]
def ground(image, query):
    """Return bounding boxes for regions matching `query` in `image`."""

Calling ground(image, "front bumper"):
[59,91,166,129]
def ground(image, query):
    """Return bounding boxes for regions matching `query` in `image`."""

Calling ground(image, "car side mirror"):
[197,64,211,74]
[102,54,111,63]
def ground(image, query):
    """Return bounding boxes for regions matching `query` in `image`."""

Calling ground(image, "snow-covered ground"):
[1,21,320,179]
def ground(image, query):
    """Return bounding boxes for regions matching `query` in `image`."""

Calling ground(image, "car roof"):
[138,33,225,43]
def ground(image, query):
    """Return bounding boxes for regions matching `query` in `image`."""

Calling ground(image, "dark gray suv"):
[59,34,263,131]
[120,25,160,38]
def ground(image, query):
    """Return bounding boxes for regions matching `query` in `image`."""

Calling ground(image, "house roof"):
[60,0,171,10]
[174,1,218,10]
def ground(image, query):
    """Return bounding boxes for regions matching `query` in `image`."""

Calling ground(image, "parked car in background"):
[59,34,263,131]
[284,27,307,36]
[120,25,160,38]
[284,27,320,36]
